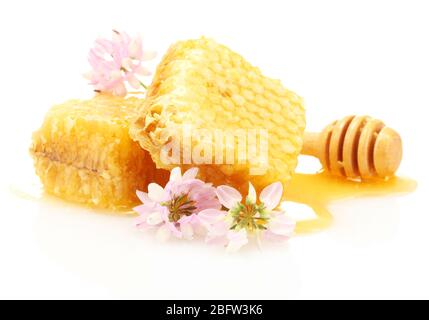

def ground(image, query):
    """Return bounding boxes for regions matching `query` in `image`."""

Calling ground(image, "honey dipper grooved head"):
[303,115,403,180]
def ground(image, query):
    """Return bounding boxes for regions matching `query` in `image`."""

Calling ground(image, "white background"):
[1,0,428,299]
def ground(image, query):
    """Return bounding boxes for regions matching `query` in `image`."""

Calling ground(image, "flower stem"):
[139,80,148,90]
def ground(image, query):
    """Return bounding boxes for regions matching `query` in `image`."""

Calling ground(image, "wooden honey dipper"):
[302,115,402,180]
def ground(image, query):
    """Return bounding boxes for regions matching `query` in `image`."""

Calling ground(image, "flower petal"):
[135,215,149,228]
[260,182,283,211]
[146,212,163,225]
[216,185,242,209]
[169,167,182,183]
[182,167,199,181]
[121,57,133,70]
[110,69,123,80]
[247,182,257,203]
[148,183,168,202]
[156,224,171,242]
[263,230,290,242]
[136,66,152,76]
[112,82,127,97]
[211,220,230,236]
[128,38,142,59]
[198,209,226,226]
[205,220,229,245]
[177,215,192,224]
[136,190,150,204]
[193,222,208,237]
[226,229,248,252]
[267,212,295,236]
[133,204,155,218]
[126,73,141,89]
[180,222,194,240]
[165,221,182,238]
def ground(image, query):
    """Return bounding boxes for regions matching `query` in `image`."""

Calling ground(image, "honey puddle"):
[11,171,417,235]
[285,172,417,234]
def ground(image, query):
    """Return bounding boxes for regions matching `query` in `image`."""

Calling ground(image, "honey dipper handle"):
[302,132,320,157]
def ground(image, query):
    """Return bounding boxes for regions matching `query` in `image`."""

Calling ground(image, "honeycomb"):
[30,94,169,210]
[130,38,306,194]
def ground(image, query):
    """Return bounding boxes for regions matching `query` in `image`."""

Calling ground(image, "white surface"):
[1,0,429,299]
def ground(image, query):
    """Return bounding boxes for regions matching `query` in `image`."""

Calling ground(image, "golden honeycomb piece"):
[30,94,169,210]
[130,38,306,194]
